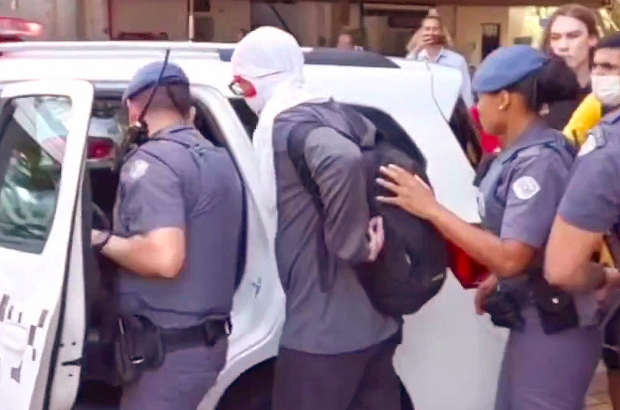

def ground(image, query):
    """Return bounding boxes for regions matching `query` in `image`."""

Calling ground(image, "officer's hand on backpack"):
[376,164,438,220]
[367,216,385,262]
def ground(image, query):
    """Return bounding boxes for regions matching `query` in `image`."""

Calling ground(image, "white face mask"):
[244,94,267,115]
[592,75,620,108]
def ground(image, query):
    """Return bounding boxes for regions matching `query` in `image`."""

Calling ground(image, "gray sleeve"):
[558,149,620,232]
[118,157,185,234]
[304,127,370,263]
[500,154,569,248]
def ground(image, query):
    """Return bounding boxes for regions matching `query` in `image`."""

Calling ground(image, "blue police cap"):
[125,61,190,100]
[472,45,549,94]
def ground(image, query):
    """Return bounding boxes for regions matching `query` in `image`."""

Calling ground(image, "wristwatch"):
[94,231,112,252]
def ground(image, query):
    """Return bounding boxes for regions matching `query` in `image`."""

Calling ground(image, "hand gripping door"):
[0,80,94,410]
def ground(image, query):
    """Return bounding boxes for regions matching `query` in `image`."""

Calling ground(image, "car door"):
[0,80,94,410]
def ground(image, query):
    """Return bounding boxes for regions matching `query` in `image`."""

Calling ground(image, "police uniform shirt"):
[558,110,620,233]
[479,122,573,250]
[115,125,243,329]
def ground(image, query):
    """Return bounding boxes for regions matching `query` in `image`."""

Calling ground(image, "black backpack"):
[286,104,448,316]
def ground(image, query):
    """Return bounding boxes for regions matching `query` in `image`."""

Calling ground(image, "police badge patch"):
[129,159,149,180]
[578,132,597,157]
[512,176,540,200]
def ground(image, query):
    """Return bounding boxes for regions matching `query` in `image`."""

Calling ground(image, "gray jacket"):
[272,101,399,354]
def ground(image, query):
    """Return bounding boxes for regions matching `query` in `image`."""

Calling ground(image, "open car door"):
[0,80,94,410]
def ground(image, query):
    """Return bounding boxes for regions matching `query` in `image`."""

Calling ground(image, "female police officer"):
[376,45,602,409]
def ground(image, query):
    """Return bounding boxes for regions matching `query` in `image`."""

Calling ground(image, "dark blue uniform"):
[473,46,601,410]
[115,63,243,410]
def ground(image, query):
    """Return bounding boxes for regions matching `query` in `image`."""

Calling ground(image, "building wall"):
[208,0,251,42]
[111,0,187,40]
[251,2,330,46]
[0,0,78,40]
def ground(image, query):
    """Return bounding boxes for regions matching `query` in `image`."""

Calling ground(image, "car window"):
[449,98,482,167]
[0,96,70,254]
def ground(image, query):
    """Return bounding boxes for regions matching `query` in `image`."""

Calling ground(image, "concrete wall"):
[111,0,187,40]
[208,0,250,42]
[251,1,330,47]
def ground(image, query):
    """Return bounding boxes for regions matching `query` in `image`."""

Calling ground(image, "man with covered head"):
[231,26,401,410]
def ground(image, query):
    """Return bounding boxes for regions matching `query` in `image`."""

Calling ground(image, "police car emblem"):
[512,176,540,200]
[129,159,149,180]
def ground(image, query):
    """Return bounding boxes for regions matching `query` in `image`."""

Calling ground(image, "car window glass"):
[0,96,71,254]
[449,98,482,167]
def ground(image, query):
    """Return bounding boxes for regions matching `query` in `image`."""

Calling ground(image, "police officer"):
[91,62,243,410]
[546,33,620,410]
[377,45,601,410]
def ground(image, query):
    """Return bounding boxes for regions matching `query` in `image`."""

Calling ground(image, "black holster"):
[114,315,231,385]
[114,315,165,385]
[484,290,525,331]
[531,276,579,335]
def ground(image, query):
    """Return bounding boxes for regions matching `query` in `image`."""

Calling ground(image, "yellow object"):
[563,94,603,146]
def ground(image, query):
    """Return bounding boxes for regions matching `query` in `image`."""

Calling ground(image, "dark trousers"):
[120,339,227,410]
[273,336,401,410]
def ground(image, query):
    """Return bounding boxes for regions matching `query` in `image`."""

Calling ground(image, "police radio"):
[127,48,172,146]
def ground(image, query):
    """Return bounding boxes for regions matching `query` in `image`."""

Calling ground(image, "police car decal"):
[512,176,540,200]
[129,159,149,180]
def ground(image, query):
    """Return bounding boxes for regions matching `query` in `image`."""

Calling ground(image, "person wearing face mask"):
[376,45,602,410]
[546,33,620,410]
[91,62,244,410]
[541,4,601,131]
[231,27,400,410]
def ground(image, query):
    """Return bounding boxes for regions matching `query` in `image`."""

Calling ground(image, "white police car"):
[0,42,506,410]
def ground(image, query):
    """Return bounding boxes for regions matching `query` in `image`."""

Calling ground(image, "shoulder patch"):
[578,132,597,157]
[512,176,540,200]
[129,159,149,180]
[579,127,606,157]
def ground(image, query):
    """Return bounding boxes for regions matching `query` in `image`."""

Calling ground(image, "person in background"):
[337,26,365,51]
[541,3,601,132]
[377,45,601,410]
[409,13,473,107]
[237,29,249,42]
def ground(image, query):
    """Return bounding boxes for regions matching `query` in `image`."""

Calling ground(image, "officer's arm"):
[545,216,605,291]
[305,127,371,263]
[101,157,187,279]
[545,148,620,291]
[428,155,565,278]
[100,228,185,279]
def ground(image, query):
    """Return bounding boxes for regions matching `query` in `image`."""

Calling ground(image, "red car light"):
[87,138,115,160]
[446,240,489,289]
[0,17,43,40]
